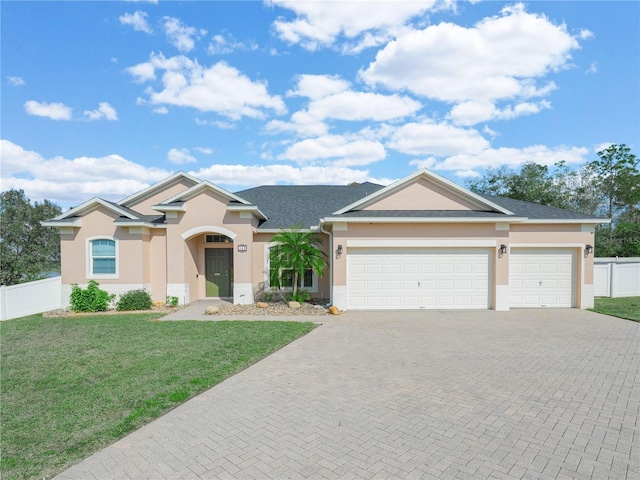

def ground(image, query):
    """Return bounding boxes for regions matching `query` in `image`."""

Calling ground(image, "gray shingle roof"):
[235,182,384,229]
[234,183,607,229]
[476,194,609,221]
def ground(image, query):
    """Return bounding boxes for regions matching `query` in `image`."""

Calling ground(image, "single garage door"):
[509,248,575,308]
[347,247,490,309]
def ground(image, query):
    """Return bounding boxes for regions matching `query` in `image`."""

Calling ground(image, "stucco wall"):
[60,206,148,286]
[363,177,481,211]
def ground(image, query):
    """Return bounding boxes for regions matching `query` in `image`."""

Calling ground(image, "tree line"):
[466,144,639,257]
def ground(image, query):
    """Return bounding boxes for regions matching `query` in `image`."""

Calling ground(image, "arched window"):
[88,238,117,277]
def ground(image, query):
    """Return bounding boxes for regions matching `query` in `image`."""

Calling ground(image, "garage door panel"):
[348,248,490,310]
[420,264,437,274]
[510,248,574,308]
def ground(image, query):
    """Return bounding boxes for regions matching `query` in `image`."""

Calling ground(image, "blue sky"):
[2,0,638,210]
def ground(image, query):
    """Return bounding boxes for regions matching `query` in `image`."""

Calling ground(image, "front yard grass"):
[0,313,316,480]
[591,296,640,322]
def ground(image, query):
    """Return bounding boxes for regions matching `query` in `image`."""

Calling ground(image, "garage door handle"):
[539,281,542,286]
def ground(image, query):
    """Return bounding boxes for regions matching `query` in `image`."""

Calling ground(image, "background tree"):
[269,225,327,301]
[0,189,62,285]
[587,144,639,221]
[466,144,639,257]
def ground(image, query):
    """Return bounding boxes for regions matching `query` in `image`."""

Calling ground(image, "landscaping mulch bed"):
[212,300,330,316]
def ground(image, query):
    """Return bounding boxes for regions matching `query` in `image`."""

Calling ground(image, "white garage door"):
[509,248,575,308]
[347,248,490,310]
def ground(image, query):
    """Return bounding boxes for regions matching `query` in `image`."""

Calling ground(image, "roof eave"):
[322,216,529,224]
[521,218,611,224]
[41,218,82,228]
[112,221,166,228]
[226,205,268,220]
[151,204,186,212]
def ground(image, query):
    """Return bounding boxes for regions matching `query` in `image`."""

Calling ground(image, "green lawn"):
[591,296,640,322]
[0,313,315,480]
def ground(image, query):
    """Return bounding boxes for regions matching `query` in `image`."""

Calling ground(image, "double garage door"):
[347,247,490,309]
[346,247,576,310]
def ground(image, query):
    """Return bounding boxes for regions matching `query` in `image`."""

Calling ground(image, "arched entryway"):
[181,226,238,300]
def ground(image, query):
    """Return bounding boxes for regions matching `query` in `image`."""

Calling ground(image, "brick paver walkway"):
[55,309,639,479]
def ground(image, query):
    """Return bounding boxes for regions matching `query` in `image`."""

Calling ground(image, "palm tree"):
[269,225,327,300]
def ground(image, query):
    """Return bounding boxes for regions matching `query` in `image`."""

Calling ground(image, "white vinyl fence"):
[594,258,640,298]
[0,276,62,321]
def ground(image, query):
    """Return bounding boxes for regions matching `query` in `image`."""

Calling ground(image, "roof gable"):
[118,171,200,211]
[156,181,252,207]
[52,197,140,221]
[333,169,513,215]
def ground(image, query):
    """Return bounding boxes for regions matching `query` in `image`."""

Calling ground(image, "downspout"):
[319,219,333,306]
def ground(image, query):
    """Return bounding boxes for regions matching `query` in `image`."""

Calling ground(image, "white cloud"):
[594,142,614,153]
[415,145,589,172]
[264,119,329,137]
[127,53,286,119]
[8,76,25,86]
[167,147,197,164]
[287,74,350,100]
[194,147,213,155]
[361,4,582,123]
[127,61,157,83]
[163,17,204,53]
[297,91,421,124]
[585,62,598,75]
[24,100,72,121]
[153,106,169,114]
[278,134,386,167]
[119,11,153,34]
[192,163,394,189]
[0,140,170,207]
[195,118,236,129]
[269,0,448,52]
[448,100,552,126]
[454,169,482,178]
[386,121,490,156]
[269,74,421,137]
[84,102,119,121]
[207,32,258,55]
[0,140,396,209]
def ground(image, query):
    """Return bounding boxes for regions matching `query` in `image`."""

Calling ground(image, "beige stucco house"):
[43,169,609,311]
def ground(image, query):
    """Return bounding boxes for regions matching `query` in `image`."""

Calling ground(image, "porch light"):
[336,245,343,255]
[585,244,594,255]
[499,244,507,255]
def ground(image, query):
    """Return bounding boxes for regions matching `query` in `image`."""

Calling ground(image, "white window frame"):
[86,236,119,279]
[264,243,318,293]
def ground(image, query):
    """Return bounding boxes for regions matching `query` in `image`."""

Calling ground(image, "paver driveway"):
[56,309,639,480]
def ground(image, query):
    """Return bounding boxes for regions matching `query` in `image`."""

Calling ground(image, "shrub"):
[285,289,311,303]
[70,280,116,312]
[165,296,179,307]
[117,289,152,311]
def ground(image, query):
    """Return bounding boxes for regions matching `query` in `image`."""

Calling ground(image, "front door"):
[206,249,233,297]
